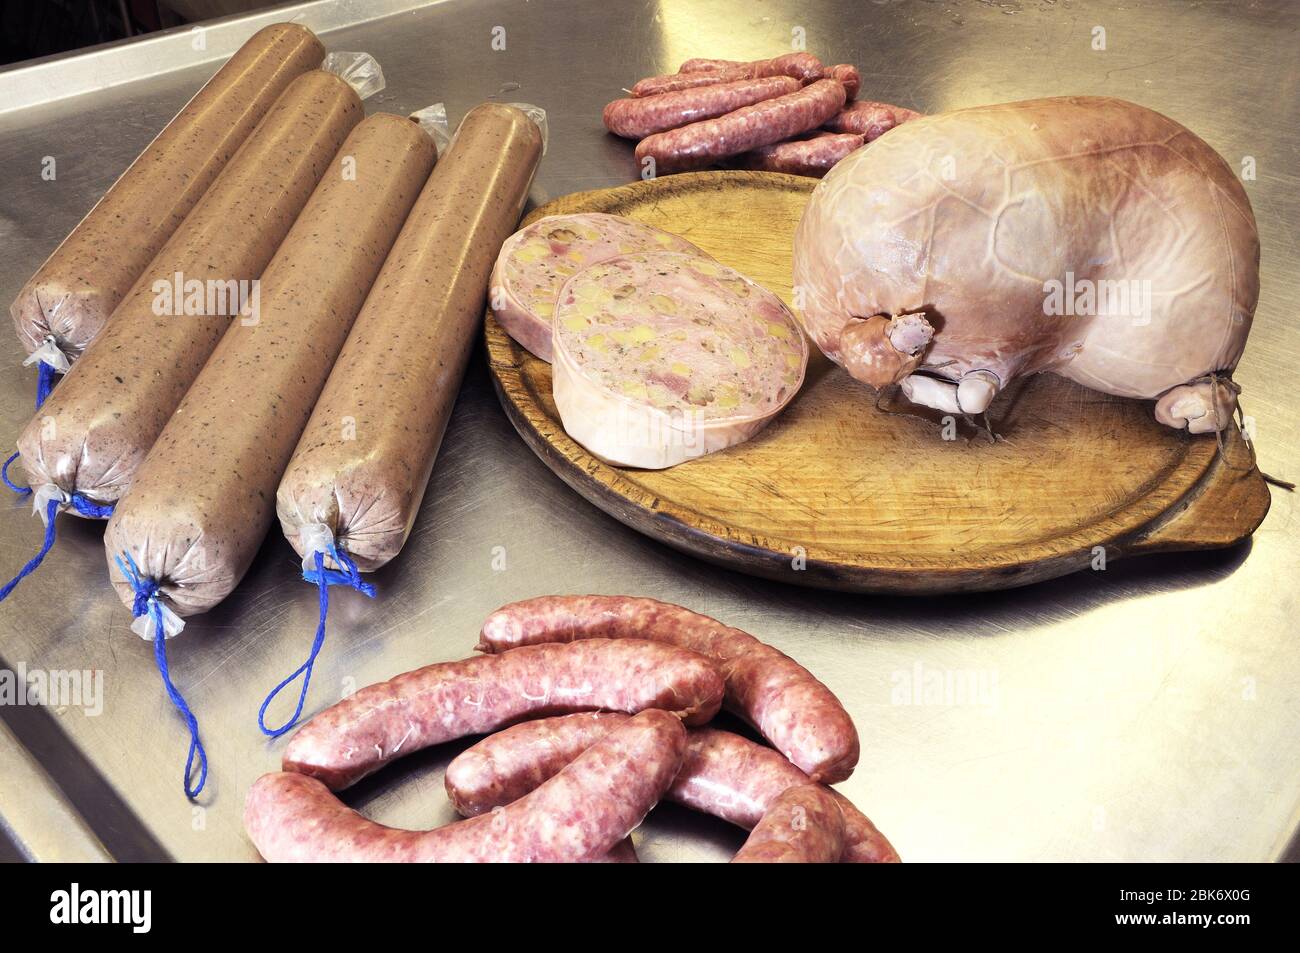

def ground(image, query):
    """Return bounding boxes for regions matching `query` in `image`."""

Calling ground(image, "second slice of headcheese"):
[551,250,808,469]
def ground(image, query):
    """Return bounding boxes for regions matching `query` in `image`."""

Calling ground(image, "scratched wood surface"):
[484,171,1271,593]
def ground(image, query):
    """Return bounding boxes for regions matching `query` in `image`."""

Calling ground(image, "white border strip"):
[0,0,438,116]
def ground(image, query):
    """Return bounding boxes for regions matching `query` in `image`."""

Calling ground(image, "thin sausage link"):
[635,78,847,174]
[604,75,801,139]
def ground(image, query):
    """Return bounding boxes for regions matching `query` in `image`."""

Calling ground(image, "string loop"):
[258,541,375,738]
[114,552,208,798]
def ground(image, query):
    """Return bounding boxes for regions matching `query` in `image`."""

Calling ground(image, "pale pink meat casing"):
[792,96,1259,431]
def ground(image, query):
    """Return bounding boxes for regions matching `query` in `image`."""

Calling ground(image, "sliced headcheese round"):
[490,212,704,361]
[552,250,808,469]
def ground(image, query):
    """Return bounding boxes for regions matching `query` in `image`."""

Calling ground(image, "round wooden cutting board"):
[484,171,1271,593]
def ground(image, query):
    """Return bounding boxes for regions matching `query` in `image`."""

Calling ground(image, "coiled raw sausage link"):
[603,75,801,139]
[631,53,825,97]
[477,595,860,783]
[16,70,362,508]
[732,783,845,863]
[9,23,324,362]
[247,710,684,862]
[734,131,865,177]
[445,714,898,863]
[635,78,847,174]
[281,639,724,790]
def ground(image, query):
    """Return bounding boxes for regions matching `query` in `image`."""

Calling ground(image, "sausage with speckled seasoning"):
[476,595,860,783]
[631,53,824,97]
[824,64,860,100]
[824,100,923,140]
[444,714,899,863]
[247,710,685,862]
[734,131,864,177]
[15,71,362,512]
[604,75,801,139]
[635,78,846,174]
[281,639,724,790]
[732,783,845,863]
[9,24,325,365]
[102,114,437,617]
[275,104,543,573]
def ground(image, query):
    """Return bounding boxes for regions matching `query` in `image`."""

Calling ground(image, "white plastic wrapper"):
[408,103,451,155]
[298,521,336,573]
[22,336,71,374]
[323,51,386,100]
[130,600,186,641]
[506,102,548,155]
[31,484,69,526]
[447,102,547,156]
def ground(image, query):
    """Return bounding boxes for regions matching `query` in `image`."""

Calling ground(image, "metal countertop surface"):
[0,0,1296,862]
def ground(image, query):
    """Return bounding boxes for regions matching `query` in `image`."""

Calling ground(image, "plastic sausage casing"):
[104,113,437,617]
[15,70,363,512]
[276,103,544,571]
[9,23,325,365]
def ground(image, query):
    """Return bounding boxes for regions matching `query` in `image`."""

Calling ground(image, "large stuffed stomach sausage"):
[281,639,724,790]
[15,71,362,510]
[102,114,437,616]
[248,710,684,863]
[9,23,324,364]
[476,595,860,783]
[276,104,543,572]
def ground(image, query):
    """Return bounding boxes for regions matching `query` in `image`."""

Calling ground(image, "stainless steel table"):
[0,0,1296,862]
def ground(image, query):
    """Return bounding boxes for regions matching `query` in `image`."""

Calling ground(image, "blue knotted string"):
[114,552,208,798]
[35,360,58,407]
[258,542,375,738]
[0,475,115,602]
[2,452,31,496]
[0,497,59,602]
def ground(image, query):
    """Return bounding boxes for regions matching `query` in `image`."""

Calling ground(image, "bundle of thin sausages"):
[245,595,900,863]
[604,53,922,177]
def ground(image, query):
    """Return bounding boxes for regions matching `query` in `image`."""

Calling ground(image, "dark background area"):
[0,0,281,66]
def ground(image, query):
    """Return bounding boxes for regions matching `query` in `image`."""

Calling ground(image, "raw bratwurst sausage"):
[632,53,824,97]
[476,595,860,783]
[732,783,845,863]
[248,710,685,862]
[604,75,801,139]
[276,104,543,573]
[735,131,864,177]
[103,113,437,617]
[9,23,325,365]
[15,70,362,511]
[635,78,846,174]
[823,100,922,140]
[444,714,899,863]
[281,639,724,789]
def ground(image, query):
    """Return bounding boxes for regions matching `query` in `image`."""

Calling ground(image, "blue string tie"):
[35,360,58,407]
[22,336,68,408]
[258,540,375,738]
[0,474,114,602]
[114,552,208,799]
